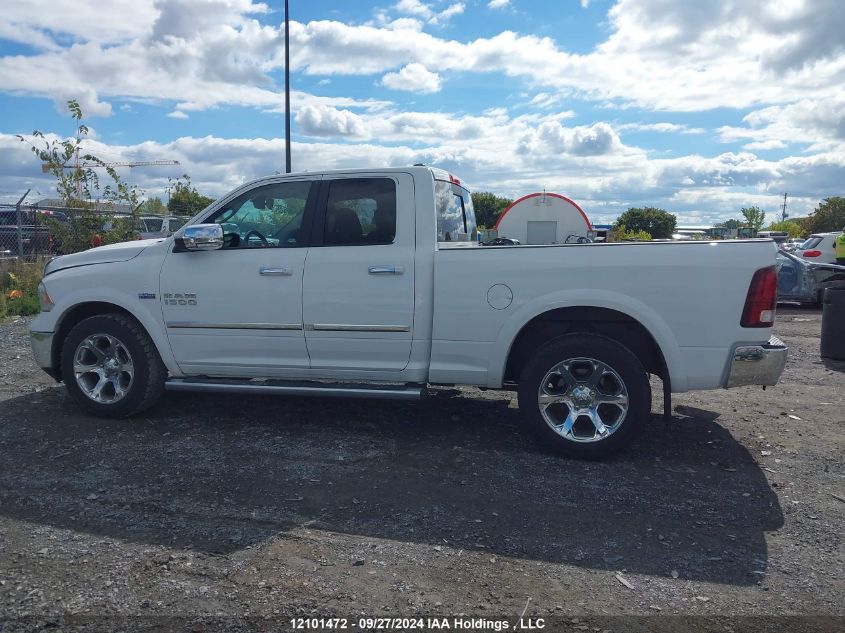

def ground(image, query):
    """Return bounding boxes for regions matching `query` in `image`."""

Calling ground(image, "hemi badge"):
[138,292,156,300]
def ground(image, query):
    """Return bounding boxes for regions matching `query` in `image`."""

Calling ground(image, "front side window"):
[435,179,477,243]
[205,181,312,248]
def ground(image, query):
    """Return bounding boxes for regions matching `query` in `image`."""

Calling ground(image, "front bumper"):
[30,330,60,381]
[725,335,788,388]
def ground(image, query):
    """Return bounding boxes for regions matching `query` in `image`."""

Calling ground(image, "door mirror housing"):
[177,224,224,251]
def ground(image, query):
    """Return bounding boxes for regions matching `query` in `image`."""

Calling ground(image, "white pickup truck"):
[30,166,787,457]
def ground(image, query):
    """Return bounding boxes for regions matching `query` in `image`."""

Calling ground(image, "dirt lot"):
[0,308,842,632]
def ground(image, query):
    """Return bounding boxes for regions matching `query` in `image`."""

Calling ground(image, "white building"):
[494,193,592,244]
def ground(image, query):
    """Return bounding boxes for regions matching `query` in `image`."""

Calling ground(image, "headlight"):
[37,282,54,312]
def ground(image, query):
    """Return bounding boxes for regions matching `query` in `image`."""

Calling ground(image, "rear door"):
[302,173,416,371]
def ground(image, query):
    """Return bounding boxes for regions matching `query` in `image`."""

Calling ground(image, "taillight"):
[802,250,821,257]
[741,266,778,328]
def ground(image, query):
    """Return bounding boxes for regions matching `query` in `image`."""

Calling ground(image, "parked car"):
[483,237,520,246]
[30,166,787,459]
[0,208,67,256]
[756,231,790,245]
[137,215,190,240]
[781,238,805,252]
[776,249,845,305]
[796,232,841,264]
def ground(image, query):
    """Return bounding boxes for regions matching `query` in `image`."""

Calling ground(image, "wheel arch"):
[488,293,686,391]
[50,299,176,381]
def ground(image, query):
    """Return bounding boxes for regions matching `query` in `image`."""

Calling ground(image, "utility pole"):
[284,0,292,173]
[781,192,788,223]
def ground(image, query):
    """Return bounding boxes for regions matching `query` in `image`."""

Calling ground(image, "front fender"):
[486,289,687,392]
[38,287,182,378]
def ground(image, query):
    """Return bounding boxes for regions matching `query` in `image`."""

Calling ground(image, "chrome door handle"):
[259,267,293,276]
[368,266,404,275]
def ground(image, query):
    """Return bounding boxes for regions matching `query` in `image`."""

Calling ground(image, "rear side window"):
[323,178,396,246]
[800,237,822,250]
[435,179,477,243]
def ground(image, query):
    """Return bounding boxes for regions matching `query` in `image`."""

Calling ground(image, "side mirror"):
[178,224,224,251]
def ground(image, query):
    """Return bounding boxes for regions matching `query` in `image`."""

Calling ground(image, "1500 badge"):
[162,292,198,306]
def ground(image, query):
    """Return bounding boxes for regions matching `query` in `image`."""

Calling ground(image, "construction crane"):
[42,158,181,200]
[42,159,180,172]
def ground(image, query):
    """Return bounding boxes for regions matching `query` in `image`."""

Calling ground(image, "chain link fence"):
[0,201,196,261]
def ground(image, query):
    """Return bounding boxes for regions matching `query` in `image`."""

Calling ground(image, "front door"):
[160,177,317,376]
[302,174,415,372]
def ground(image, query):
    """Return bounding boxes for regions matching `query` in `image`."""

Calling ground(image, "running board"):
[165,377,426,401]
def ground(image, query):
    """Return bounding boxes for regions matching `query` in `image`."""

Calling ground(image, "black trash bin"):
[820,286,845,360]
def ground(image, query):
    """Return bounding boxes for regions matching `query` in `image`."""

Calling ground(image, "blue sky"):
[1,0,843,225]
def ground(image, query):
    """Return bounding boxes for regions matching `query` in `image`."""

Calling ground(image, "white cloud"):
[527,93,563,109]
[393,0,463,24]
[488,0,510,9]
[431,3,465,24]
[2,0,844,118]
[295,104,366,137]
[381,63,442,93]
[618,122,706,135]
[394,0,432,18]
[518,121,625,157]
[167,110,189,120]
[718,98,845,151]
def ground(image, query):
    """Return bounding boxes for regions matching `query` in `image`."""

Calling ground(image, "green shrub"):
[1,259,45,318]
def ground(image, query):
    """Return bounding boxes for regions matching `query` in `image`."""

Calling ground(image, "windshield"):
[141,218,163,232]
[800,236,822,250]
[168,217,188,232]
[435,179,477,244]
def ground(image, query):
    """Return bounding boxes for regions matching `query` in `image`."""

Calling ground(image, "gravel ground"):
[0,308,842,632]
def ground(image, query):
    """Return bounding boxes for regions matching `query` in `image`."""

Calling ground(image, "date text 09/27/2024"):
[290,617,547,631]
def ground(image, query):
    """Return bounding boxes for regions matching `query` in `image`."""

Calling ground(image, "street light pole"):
[284,0,292,173]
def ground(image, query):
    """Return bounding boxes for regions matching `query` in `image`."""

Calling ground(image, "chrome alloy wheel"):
[72,333,135,404]
[537,357,629,442]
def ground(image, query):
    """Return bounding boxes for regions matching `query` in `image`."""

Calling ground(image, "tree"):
[715,218,743,229]
[17,99,139,209]
[471,191,513,229]
[612,207,676,239]
[610,224,652,242]
[806,197,845,233]
[168,175,214,215]
[740,206,766,233]
[17,99,138,252]
[766,220,804,238]
[139,197,167,215]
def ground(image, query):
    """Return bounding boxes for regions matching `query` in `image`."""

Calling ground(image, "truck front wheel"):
[60,313,166,418]
[517,333,651,459]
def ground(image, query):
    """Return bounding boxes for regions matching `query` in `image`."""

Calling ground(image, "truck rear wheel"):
[517,333,650,459]
[60,313,166,418]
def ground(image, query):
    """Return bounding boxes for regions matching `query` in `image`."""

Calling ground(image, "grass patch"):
[1,259,45,318]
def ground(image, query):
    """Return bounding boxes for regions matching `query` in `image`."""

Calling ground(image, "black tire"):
[517,333,651,459]
[60,313,166,418]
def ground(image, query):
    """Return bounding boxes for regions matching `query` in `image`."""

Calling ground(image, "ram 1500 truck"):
[30,167,788,458]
